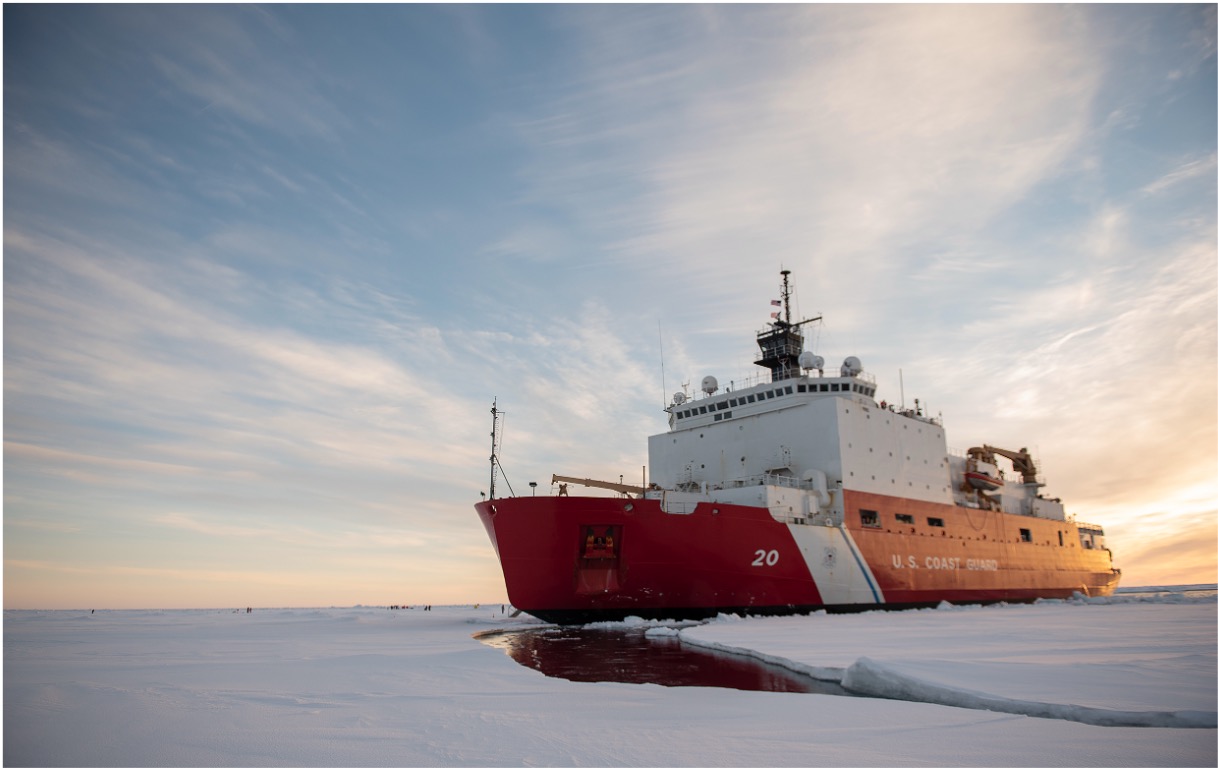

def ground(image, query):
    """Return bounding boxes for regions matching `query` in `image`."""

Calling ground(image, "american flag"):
[770,299,781,307]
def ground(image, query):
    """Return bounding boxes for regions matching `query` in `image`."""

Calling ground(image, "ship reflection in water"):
[478,627,853,695]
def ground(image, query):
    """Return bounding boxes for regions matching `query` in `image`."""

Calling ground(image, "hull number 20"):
[752,549,779,566]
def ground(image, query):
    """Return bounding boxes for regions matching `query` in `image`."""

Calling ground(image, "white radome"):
[798,351,824,371]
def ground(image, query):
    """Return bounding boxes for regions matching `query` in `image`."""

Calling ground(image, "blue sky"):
[5,5,1215,609]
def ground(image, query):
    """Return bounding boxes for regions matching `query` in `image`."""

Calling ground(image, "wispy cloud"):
[1141,153,1218,196]
[141,7,350,141]
[513,6,1102,309]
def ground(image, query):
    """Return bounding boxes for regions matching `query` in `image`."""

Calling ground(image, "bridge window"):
[798,384,807,393]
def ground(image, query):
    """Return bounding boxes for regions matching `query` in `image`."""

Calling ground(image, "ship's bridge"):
[667,372,878,430]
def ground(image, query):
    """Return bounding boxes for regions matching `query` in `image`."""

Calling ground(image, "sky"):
[4,4,1215,609]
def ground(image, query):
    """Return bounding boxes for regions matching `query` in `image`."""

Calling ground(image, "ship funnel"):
[701,375,719,395]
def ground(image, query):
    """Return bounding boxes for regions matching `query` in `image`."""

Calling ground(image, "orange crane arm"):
[551,474,648,497]
[966,445,1039,484]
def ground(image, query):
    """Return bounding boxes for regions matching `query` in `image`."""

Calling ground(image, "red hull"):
[476,491,1120,624]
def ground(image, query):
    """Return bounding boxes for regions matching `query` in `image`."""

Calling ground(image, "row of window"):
[862,509,943,528]
[803,381,876,398]
[674,380,877,421]
[675,385,795,420]
[860,508,1037,542]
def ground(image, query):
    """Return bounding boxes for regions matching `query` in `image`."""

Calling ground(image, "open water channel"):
[477,625,854,695]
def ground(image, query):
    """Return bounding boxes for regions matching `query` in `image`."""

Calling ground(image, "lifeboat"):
[964,471,1004,491]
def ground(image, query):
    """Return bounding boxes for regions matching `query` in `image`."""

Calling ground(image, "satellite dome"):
[701,375,719,395]
[672,392,687,405]
[798,351,825,371]
[841,356,863,377]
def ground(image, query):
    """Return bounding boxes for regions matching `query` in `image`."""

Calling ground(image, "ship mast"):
[489,400,500,499]
[488,399,515,500]
[781,268,793,324]
[754,269,821,382]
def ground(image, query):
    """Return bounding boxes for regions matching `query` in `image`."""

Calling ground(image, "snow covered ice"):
[5,592,1215,767]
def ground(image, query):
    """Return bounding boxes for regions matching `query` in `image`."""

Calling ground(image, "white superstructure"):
[650,367,951,497]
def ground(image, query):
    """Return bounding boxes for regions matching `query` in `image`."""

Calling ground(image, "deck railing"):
[721,472,811,491]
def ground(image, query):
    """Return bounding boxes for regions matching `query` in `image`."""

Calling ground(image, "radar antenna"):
[781,268,793,324]
[755,269,822,382]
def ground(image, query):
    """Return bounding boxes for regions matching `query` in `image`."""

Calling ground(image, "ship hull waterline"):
[476,494,1120,625]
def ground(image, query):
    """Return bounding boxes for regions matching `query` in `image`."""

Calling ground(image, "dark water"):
[478,626,852,695]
